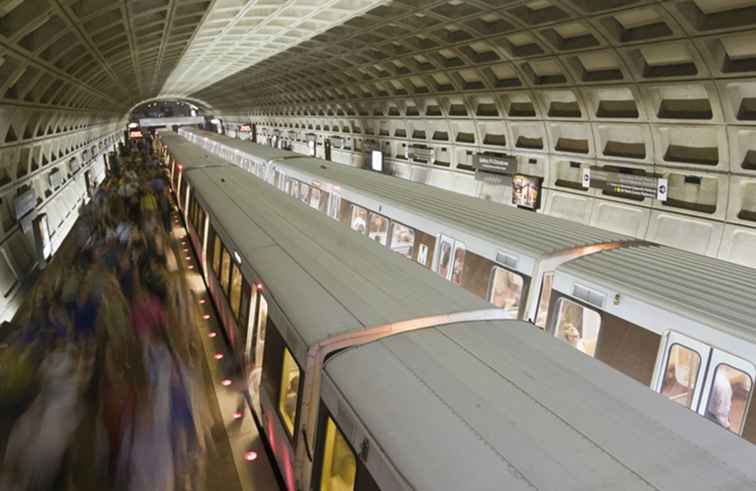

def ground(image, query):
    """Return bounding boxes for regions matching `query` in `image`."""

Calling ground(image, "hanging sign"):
[583,168,668,201]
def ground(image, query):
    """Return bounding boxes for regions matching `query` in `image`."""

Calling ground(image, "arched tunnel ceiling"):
[0,0,386,114]
[193,0,756,111]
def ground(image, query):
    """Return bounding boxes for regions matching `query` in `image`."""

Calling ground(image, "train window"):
[451,243,466,286]
[310,188,323,210]
[350,206,368,234]
[230,263,243,319]
[414,230,436,269]
[319,417,357,491]
[239,279,252,344]
[705,365,753,435]
[278,348,301,437]
[555,298,602,357]
[315,188,330,214]
[299,183,311,204]
[329,193,342,220]
[212,232,222,276]
[661,345,701,409]
[221,247,232,296]
[390,222,415,258]
[437,236,454,279]
[289,179,299,198]
[535,274,554,328]
[367,213,389,246]
[489,267,524,318]
[339,199,352,226]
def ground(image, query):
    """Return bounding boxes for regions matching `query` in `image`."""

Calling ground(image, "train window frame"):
[703,359,755,436]
[660,343,702,410]
[220,246,232,296]
[312,402,382,491]
[319,416,357,491]
[488,266,525,319]
[389,221,415,258]
[350,205,368,235]
[210,229,221,276]
[553,297,603,357]
[367,212,390,246]
[278,347,301,438]
[230,262,243,320]
[535,273,554,328]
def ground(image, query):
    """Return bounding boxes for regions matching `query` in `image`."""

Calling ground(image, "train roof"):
[556,245,756,344]
[159,132,222,169]
[324,319,756,490]
[182,128,634,259]
[182,128,299,163]
[184,164,492,353]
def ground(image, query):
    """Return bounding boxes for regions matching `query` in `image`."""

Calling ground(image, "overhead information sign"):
[473,153,517,174]
[583,168,668,201]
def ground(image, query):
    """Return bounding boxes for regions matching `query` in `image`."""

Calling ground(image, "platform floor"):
[172,213,280,491]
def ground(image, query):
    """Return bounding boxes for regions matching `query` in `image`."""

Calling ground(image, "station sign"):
[239,125,252,133]
[583,167,668,201]
[128,129,143,139]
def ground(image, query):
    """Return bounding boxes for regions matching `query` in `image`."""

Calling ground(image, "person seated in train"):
[706,369,733,430]
[561,324,587,354]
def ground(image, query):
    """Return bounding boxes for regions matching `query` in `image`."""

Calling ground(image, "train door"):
[84,170,94,199]
[655,333,711,412]
[697,350,755,437]
[32,214,52,264]
[435,235,464,283]
[246,287,269,414]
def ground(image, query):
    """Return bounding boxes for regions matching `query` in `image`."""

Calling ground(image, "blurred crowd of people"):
[0,142,212,491]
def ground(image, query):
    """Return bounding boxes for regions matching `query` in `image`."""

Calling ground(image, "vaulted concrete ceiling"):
[0,0,386,113]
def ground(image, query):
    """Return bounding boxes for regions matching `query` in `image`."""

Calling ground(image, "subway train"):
[155,131,756,491]
[176,127,756,444]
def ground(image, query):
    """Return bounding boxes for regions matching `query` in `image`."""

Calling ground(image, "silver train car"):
[177,127,756,444]
[156,133,756,491]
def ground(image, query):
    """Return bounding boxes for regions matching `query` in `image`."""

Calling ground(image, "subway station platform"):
[0,152,280,491]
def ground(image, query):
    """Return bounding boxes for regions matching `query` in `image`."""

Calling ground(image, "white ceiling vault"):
[160,0,388,97]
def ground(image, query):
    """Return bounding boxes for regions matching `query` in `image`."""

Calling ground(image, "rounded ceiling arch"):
[127,96,216,117]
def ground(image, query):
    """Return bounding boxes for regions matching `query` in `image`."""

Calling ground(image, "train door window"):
[278,348,301,436]
[390,222,415,258]
[319,417,357,491]
[329,193,342,220]
[367,213,389,245]
[316,189,330,214]
[535,273,554,328]
[489,267,524,318]
[450,243,466,286]
[254,295,268,368]
[299,183,311,203]
[212,232,222,276]
[239,279,252,346]
[220,247,232,296]
[703,358,754,435]
[660,345,701,409]
[414,230,436,269]
[284,177,292,194]
[230,263,243,319]
[339,199,352,226]
[289,179,299,198]
[310,188,323,210]
[554,298,602,357]
[350,206,368,234]
[437,235,454,279]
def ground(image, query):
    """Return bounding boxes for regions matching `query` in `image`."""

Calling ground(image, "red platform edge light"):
[245,451,258,461]
[255,282,264,291]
